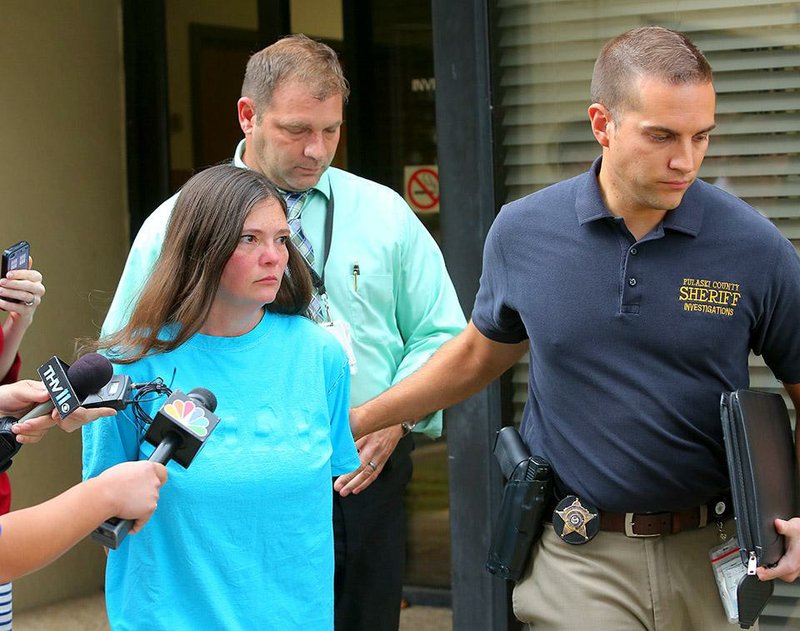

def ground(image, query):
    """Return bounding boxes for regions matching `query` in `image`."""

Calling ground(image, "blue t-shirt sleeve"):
[325,346,359,476]
[82,405,142,480]
[471,210,528,344]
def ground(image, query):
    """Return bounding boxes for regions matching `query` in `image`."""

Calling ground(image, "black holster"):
[486,426,553,581]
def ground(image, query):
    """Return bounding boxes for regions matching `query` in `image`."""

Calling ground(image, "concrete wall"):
[0,0,128,611]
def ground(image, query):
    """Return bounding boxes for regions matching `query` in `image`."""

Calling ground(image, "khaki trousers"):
[513,520,753,630]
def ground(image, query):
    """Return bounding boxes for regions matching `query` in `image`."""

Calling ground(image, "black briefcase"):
[720,389,798,628]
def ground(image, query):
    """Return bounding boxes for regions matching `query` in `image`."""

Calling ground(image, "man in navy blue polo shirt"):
[351,26,800,629]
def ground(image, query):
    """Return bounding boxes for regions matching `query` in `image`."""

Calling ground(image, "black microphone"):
[0,353,113,472]
[92,387,220,549]
[81,374,133,411]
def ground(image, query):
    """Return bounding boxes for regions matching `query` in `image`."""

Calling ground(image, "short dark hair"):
[242,34,350,115]
[591,26,713,116]
[92,165,312,363]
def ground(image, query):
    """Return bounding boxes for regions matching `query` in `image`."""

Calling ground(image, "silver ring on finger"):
[367,460,377,472]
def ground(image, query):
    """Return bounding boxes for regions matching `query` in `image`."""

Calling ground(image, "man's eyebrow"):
[641,124,717,135]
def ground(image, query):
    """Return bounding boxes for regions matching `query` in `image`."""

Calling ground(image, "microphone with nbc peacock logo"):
[92,387,220,549]
[141,388,220,468]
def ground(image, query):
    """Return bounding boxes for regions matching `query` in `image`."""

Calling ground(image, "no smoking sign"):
[404,165,439,213]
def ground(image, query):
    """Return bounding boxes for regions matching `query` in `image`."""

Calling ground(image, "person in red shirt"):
[0,257,44,631]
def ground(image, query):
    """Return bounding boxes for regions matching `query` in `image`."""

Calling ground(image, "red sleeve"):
[0,326,21,385]
[0,474,9,514]
[0,328,20,513]
[0,355,21,385]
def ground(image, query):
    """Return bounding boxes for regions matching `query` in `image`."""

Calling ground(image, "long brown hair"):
[92,164,312,363]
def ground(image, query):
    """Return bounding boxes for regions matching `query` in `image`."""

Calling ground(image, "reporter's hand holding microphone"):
[92,386,219,549]
[92,460,168,535]
[0,456,167,582]
[0,379,116,443]
[0,355,171,581]
[0,353,118,467]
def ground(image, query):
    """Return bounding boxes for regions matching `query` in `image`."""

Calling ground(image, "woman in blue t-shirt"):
[82,164,359,631]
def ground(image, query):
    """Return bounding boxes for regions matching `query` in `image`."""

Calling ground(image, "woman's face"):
[216,197,290,309]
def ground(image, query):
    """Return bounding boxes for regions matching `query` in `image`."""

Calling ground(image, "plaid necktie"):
[283,190,326,322]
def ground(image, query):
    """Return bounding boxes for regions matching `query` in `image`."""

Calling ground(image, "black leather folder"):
[720,389,798,628]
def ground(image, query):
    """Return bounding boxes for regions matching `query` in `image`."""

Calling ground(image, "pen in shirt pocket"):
[352,262,360,292]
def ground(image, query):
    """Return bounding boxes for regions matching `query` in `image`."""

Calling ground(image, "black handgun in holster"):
[486,426,553,581]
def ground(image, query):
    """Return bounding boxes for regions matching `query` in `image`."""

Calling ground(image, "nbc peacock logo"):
[162,398,210,437]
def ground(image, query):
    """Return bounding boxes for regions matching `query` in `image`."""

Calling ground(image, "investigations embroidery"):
[679,277,741,317]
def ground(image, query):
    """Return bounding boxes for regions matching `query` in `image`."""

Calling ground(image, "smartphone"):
[1,240,31,304]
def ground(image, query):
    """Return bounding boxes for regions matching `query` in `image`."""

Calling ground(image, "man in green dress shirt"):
[101,34,465,631]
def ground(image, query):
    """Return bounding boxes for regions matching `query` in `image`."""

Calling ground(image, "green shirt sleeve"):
[101,192,179,337]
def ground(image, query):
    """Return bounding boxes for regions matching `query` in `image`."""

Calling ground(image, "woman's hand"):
[12,405,118,444]
[0,258,45,328]
[0,380,50,417]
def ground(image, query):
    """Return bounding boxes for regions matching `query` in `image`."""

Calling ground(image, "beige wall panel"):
[0,0,128,613]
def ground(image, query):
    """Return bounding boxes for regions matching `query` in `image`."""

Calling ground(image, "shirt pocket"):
[347,273,394,330]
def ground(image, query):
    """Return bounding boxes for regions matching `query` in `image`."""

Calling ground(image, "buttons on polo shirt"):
[621,241,642,314]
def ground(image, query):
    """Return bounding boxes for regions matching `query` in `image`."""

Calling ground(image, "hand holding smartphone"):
[1,240,31,305]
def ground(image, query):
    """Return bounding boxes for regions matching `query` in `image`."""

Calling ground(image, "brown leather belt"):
[600,498,732,537]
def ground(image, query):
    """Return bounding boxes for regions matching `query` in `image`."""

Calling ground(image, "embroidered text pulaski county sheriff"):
[679,277,741,317]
